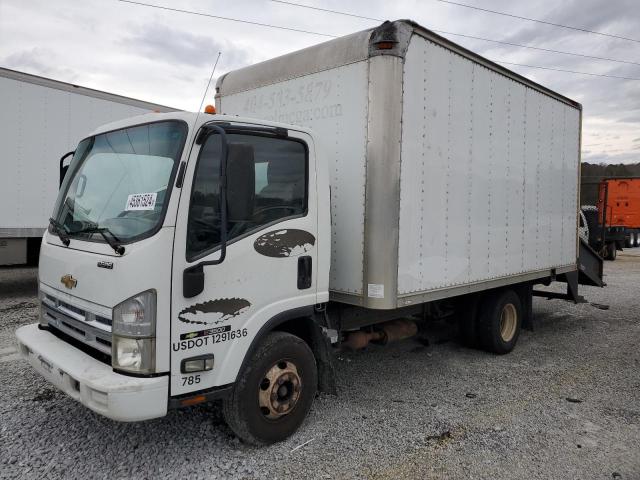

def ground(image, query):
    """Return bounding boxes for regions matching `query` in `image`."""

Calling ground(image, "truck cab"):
[17,111,330,443]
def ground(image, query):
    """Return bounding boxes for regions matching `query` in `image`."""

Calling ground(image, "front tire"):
[477,289,522,354]
[223,331,317,445]
[606,242,617,260]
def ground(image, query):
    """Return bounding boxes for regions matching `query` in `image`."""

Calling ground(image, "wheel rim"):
[499,303,518,342]
[258,360,302,419]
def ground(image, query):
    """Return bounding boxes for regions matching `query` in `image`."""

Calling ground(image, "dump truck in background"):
[16,20,603,446]
[596,178,640,259]
[582,178,640,260]
[0,67,175,265]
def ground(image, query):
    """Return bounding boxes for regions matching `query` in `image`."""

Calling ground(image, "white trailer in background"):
[16,20,603,446]
[0,68,175,265]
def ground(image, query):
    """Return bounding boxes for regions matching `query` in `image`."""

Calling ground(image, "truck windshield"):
[52,121,187,244]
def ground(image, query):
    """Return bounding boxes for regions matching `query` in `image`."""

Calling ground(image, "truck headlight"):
[112,337,156,373]
[112,290,156,374]
[112,290,156,337]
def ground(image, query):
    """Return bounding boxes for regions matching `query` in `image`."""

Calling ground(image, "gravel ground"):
[1,252,639,479]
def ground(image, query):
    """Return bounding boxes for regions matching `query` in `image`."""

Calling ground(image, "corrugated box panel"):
[398,36,579,295]
[218,61,370,295]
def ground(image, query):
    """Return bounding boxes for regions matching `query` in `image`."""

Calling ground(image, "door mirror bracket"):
[183,125,229,298]
[59,151,74,187]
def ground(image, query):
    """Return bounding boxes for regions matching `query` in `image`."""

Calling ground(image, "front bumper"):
[16,323,168,422]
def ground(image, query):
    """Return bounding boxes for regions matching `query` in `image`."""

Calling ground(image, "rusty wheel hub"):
[499,303,518,342]
[258,360,302,419]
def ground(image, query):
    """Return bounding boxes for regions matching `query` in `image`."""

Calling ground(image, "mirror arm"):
[183,126,229,298]
[59,151,75,187]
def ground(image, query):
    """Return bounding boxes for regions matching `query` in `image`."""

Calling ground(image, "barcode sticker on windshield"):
[125,193,157,211]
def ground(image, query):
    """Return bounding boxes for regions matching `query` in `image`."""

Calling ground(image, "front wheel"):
[223,331,317,445]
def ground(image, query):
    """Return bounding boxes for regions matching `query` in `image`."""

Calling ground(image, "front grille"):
[95,315,112,327]
[59,300,84,316]
[47,325,112,366]
[61,319,85,336]
[41,294,112,359]
[42,294,112,331]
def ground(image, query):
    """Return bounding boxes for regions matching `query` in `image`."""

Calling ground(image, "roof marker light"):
[375,41,396,50]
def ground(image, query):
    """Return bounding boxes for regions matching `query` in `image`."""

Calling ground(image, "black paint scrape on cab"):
[254,229,315,258]
[178,298,251,325]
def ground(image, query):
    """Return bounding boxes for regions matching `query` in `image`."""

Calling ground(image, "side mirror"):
[59,151,74,187]
[183,125,229,298]
[183,264,205,299]
[227,143,255,222]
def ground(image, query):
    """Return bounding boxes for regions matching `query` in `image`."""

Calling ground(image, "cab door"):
[170,125,318,396]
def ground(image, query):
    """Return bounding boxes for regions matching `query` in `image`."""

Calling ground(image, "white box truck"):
[0,67,174,265]
[15,20,603,445]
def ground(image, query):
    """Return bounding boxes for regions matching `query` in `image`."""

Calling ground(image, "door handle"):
[297,256,312,290]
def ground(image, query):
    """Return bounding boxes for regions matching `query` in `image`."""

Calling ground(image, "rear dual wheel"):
[223,331,317,445]
[626,231,639,248]
[477,289,523,354]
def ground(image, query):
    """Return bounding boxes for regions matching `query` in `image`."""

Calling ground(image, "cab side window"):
[186,132,307,260]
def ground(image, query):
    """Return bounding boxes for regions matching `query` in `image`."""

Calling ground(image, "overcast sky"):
[1,0,639,164]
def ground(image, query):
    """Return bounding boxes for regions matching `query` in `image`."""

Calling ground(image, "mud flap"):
[520,284,534,331]
[458,294,480,347]
[310,322,338,396]
[565,270,580,303]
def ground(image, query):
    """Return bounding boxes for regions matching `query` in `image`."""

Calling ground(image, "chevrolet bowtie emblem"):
[60,274,77,289]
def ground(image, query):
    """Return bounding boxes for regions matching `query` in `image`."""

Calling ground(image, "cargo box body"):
[216,20,582,309]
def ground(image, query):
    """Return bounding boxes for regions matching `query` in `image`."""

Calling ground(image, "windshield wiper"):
[71,224,125,255]
[48,218,70,246]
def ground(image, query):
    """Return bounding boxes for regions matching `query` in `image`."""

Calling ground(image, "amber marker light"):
[180,395,207,407]
[374,41,396,50]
